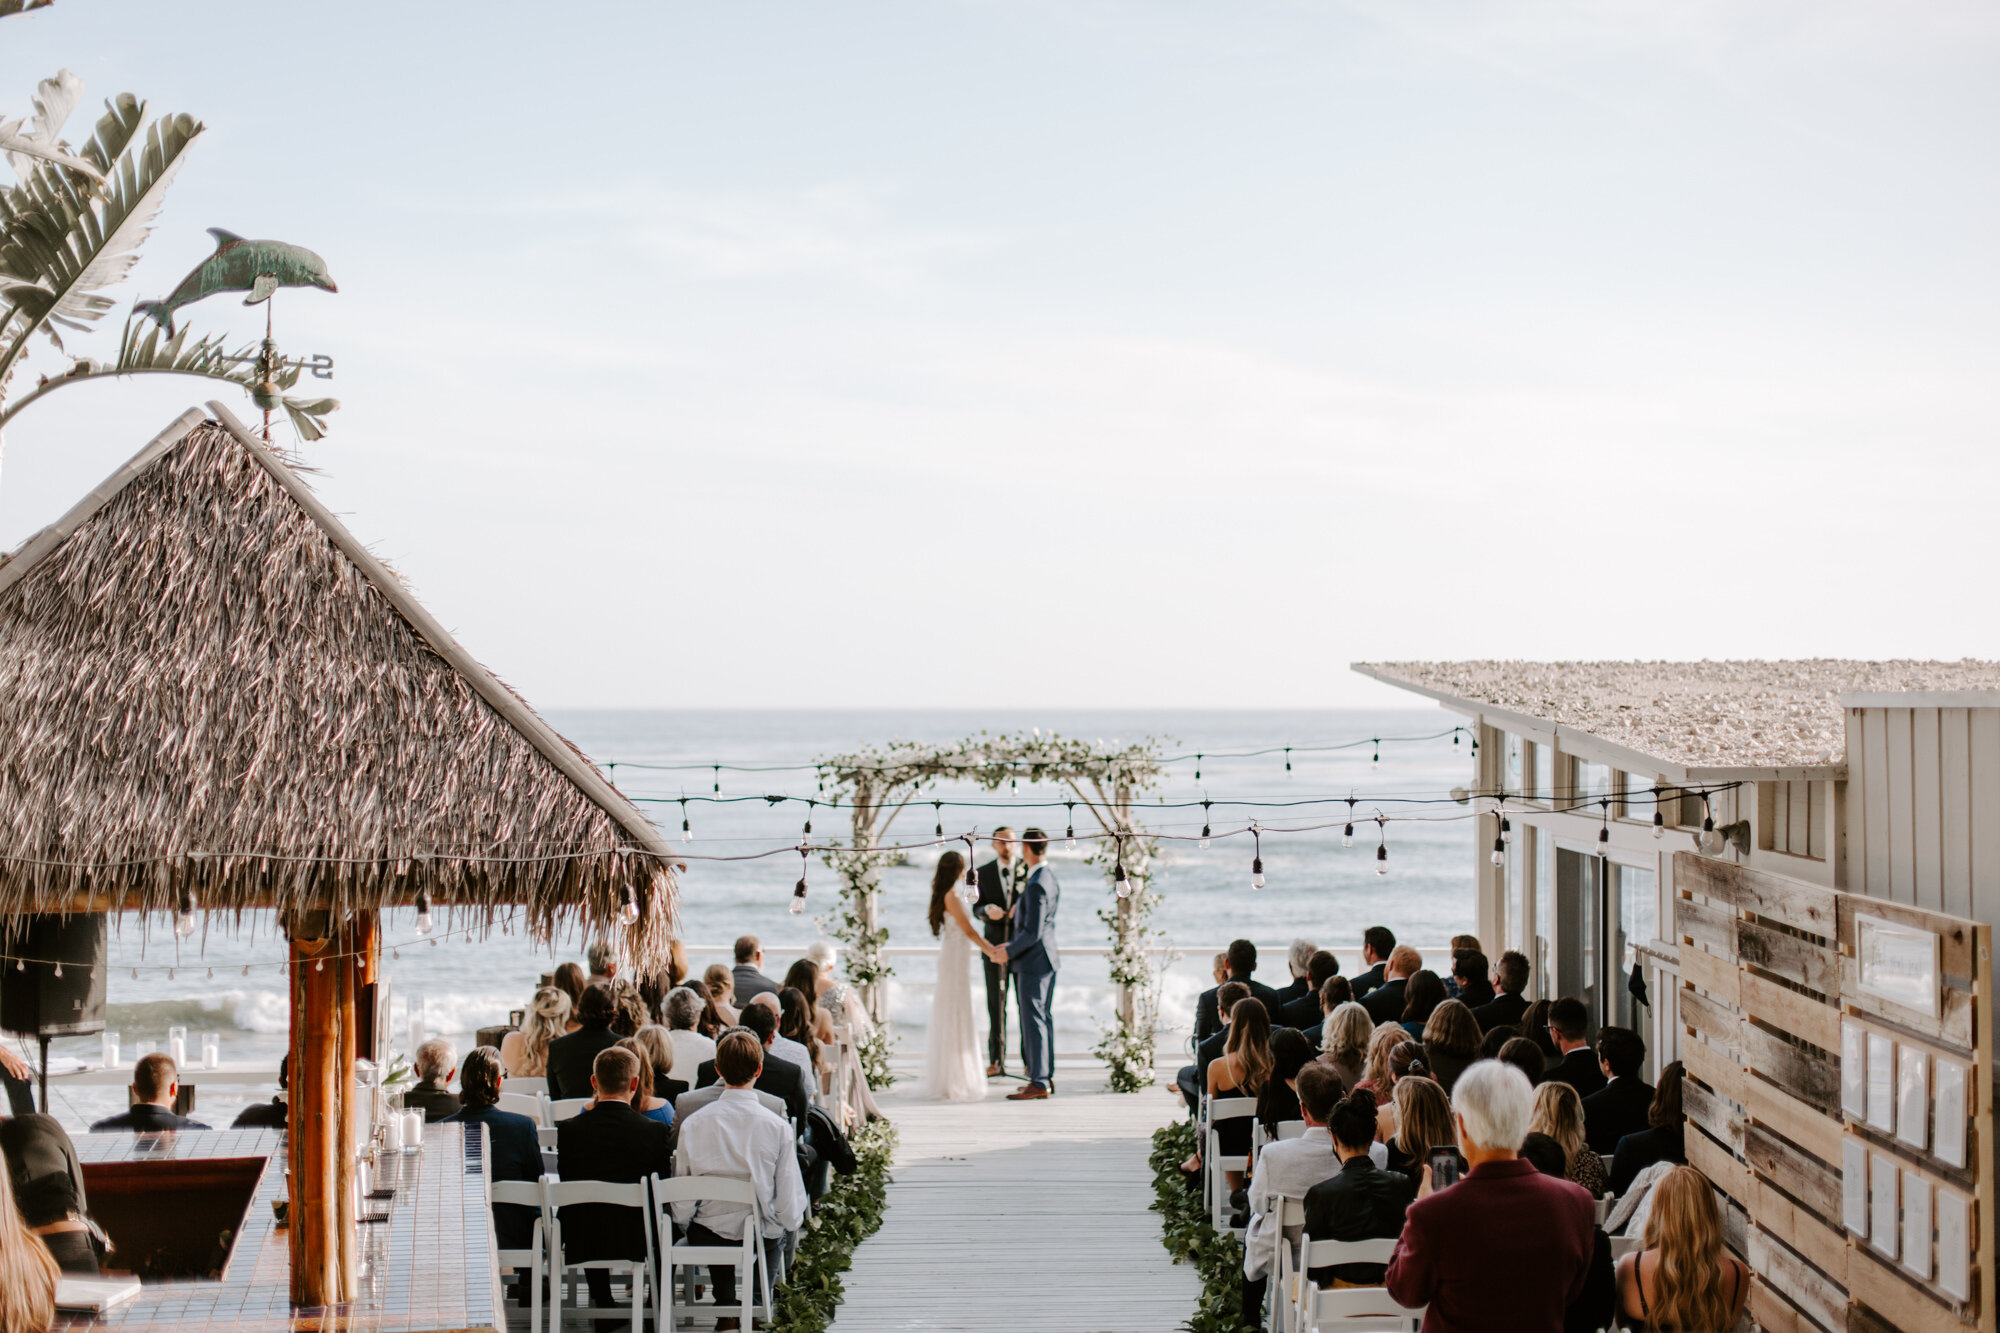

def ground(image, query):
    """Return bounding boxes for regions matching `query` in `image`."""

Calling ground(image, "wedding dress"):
[917,893,988,1102]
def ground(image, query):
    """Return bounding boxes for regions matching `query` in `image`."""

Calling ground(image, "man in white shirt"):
[673,1030,807,1327]
[1240,1062,1374,1325]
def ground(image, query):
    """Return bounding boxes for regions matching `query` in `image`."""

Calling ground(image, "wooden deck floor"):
[829,1068,1199,1332]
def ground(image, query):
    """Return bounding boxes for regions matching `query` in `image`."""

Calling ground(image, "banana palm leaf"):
[0,70,94,181]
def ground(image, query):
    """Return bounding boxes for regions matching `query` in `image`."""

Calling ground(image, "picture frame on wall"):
[1895,1045,1928,1151]
[1855,915,1941,1018]
[1937,1189,1972,1303]
[1869,1152,1900,1259]
[1841,1020,1866,1120]
[1933,1058,1968,1169]
[1902,1170,1932,1281]
[1865,1032,1895,1133]
[1842,1138,1869,1237]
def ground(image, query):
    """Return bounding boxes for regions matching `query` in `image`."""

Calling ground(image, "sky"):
[0,1,1995,709]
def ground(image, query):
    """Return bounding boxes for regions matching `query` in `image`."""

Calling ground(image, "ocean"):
[23,708,1476,1129]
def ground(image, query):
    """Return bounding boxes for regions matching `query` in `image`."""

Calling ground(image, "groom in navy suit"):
[986,827,1059,1100]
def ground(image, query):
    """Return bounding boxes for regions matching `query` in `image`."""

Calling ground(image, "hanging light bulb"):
[1199,798,1212,850]
[1343,798,1356,848]
[1375,821,1389,876]
[51,961,60,978]
[620,885,641,926]
[680,797,693,844]
[1065,800,1077,852]
[175,888,197,939]
[11,959,20,972]
[1284,748,1293,774]
[712,765,720,794]
[1491,834,1506,868]
[167,968,174,981]
[242,965,250,977]
[934,801,944,840]
[802,799,814,837]
[1372,741,1381,766]
[207,966,215,980]
[1113,838,1132,898]
[131,967,138,980]
[963,838,978,893]
[1194,753,1203,782]
[1250,825,1265,889]
[414,889,434,936]
[791,847,810,915]
[1598,801,1611,853]
[315,959,324,972]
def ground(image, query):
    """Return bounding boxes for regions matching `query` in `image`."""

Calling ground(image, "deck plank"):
[829,1070,1198,1332]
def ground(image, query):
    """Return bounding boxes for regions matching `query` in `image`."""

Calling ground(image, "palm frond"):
[0,1,55,19]
[110,318,339,442]
[1,73,99,184]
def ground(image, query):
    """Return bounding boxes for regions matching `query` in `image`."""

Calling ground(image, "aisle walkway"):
[830,1068,1198,1332]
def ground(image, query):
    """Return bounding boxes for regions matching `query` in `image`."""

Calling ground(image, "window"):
[1608,862,1657,1032]
[1621,771,1656,823]
[1535,825,1555,998]
[1507,828,1526,955]
[1573,759,1612,811]
[1503,733,1523,796]
[1531,742,1554,805]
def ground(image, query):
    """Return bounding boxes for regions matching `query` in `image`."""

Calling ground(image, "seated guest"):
[1318,1002,1374,1090]
[777,987,826,1093]
[1358,1020,1403,1094]
[1476,1025,1516,1061]
[1542,998,1607,1095]
[441,1048,541,1262]
[664,988,718,1081]
[1301,975,1354,1048]
[1257,1028,1315,1140]
[732,935,782,1004]
[404,1039,462,1122]
[0,1162,58,1325]
[672,1031,809,1327]
[1385,1074,1455,1177]
[695,1001,812,1127]
[551,961,588,1031]
[1521,1133,1616,1333]
[1,1110,96,1273]
[1176,980,1251,1118]
[1444,934,1481,993]
[609,979,650,1038]
[1303,1083,1414,1288]
[1207,998,1275,1202]
[700,966,740,1028]
[1389,1040,1427,1085]
[1397,969,1447,1038]
[1498,1035,1546,1086]
[1385,1062,1595,1332]
[674,1029,789,1122]
[629,1024,689,1105]
[1609,1061,1686,1197]
[1351,926,1396,1001]
[90,1053,210,1131]
[1450,950,1495,1008]
[1241,1061,1349,1326]
[1420,999,1481,1094]
[782,960,837,1049]
[1471,950,1532,1032]
[501,987,571,1079]
[1283,951,1342,1030]
[1581,1026,1652,1156]
[1196,940,1283,1047]
[586,938,621,989]
[232,1054,290,1129]
[1531,1081,1607,1197]
[555,1047,673,1320]
[744,992,812,1083]
[546,982,623,1100]
[1362,945,1423,1024]
[1521,997,1560,1060]
[1614,1166,1749,1333]
[615,1036,675,1126]
[1273,938,1319,1008]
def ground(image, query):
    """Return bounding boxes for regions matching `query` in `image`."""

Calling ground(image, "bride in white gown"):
[917,849,989,1102]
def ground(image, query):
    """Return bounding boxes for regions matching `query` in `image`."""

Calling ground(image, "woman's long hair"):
[552,961,588,1012]
[615,1037,655,1101]
[779,986,822,1071]
[1224,998,1275,1095]
[1400,970,1447,1025]
[1323,1001,1374,1068]
[1642,1167,1735,1333]
[1393,1075,1453,1163]
[1650,1061,1687,1129]
[929,851,966,938]
[1362,1021,1404,1090]
[783,960,821,1025]
[687,977,727,1038]
[1422,998,1480,1058]
[517,986,571,1077]
[0,1158,57,1333]
[1530,1080,1588,1167]
[1521,998,1559,1057]
[610,979,649,1038]
[630,1025,676,1092]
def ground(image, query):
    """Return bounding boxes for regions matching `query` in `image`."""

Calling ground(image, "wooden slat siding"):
[1862,708,1891,897]
[1688,1123,1753,1207]
[1751,1279,1823,1333]
[1741,970,1840,1052]
[1679,894,1739,955]
[1809,780,1827,861]
[1972,709,2000,937]
[1790,779,1813,859]
[1844,1248,1974,1333]
[1741,1023,1840,1117]
[1745,1075,1845,1168]
[1888,707,1916,903]
[1684,1076,1746,1153]
[1678,851,1837,936]
[1914,708,1945,911]
[1847,712,1868,895]
[1680,985,1742,1049]
[1941,708,1973,920]
[1746,1122,1844,1223]
[1739,917,1840,996]
[1751,1227,1849,1333]
[1684,1033,1750,1108]
[1681,942,1741,1006]
[1723,1197,1750,1264]
[1754,1174,1850,1285]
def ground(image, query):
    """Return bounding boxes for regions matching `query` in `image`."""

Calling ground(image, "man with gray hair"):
[1385,1060,1594,1331]
[664,986,717,1076]
[1274,938,1319,1008]
[585,939,620,987]
[405,1038,461,1122]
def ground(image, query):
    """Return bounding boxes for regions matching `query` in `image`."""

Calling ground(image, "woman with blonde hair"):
[627,1024,683,1101]
[1386,1074,1454,1177]
[701,964,740,1026]
[1360,1021,1406,1142]
[1319,1001,1374,1089]
[1530,1080,1607,1197]
[1419,998,1481,1094]
[500,986,570,1078]
[0,1158,58,1333]
[1615,1165,1749,1331]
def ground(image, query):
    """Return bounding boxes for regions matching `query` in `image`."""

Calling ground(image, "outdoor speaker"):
[0,913,108,1037]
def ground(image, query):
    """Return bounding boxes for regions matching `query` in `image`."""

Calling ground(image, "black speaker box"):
[0,913,108,1037]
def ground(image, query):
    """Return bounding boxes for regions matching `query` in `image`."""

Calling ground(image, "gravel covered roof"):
[1354,659,2000,774]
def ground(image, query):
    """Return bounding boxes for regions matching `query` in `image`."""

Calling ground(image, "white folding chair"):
[1206,1096,1258,1231]
[649,1175,773,1330]
[509,1076,549,1097]
[499,1092,549,1126]
[1610,1234,1642,1261]
[1594,1193,1615,1226]
[1263,1196,1308,1333]
[827,1025,854,1124]
[544,1179,655,1333]
[1273,1119,1307,1142]
[489,1176,548,1333]
[1292,1239,1405,1333]
[549,1097,591,1122]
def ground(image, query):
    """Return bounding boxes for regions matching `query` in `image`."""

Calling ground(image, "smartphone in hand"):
[1426,1147,1464,1190]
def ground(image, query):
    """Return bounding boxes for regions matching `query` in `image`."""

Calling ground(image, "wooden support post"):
[288,914,340,1307]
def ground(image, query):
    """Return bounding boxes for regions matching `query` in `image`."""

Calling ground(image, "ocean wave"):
[105,990,523,1039]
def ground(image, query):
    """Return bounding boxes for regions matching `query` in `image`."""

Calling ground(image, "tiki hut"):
[0,403,677,1301]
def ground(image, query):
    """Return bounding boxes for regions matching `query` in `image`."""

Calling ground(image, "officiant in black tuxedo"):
[974,826,1019,1077]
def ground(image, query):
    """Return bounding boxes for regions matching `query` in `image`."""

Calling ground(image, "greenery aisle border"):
[1150,1119,1257,1333]
[770,1120,898,1333]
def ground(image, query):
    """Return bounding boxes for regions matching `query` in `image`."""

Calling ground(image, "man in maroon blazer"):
[1384,1060,1595,1332]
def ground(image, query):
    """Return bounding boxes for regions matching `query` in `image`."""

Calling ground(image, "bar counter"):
[66,1126,501,1333]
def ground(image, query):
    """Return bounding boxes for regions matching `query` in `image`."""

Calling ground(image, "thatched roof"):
[0,404,677,965]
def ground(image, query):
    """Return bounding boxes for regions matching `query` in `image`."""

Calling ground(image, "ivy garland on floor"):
[1149,1120,1259,1333]
[769,1120,898,1333]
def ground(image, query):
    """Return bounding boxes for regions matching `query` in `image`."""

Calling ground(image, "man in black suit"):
[731,935,781,1004]
[695,1003,812,1127]
[1541,996,1608,1096]
[404,1039,462,1122]
[1349,926,1396,1001]
[89,1053,211,1131]
[1470,950,1532,1032]
[973,826,1019,1077]
[1281,951,1341,1029]
[1175,981,1249,1114]
[1299,976,1354,1050]
[1581,1026,1653,1156]
[545,983,622,1100]
[1271,939,1317,1009]
[1361,945,1421,1025]
[1194,940,1283,1048]
[555,1046,673,1325]
[232,1055,290,1129]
